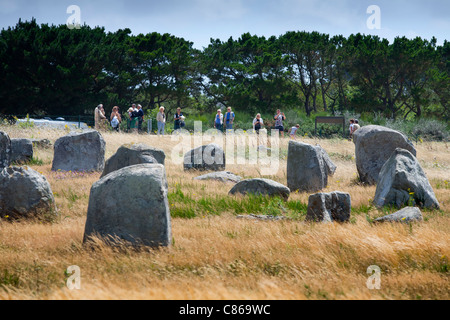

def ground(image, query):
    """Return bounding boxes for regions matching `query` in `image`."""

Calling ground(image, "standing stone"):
[83,164,171,247]
[101,143,165,178]
[373,148,440,209]
[229,178,290,200]
[287,141,332,192]
[315,144,337,176]
[52,130,105,172]
[11,139,33,164]
[0,166,56,219]
[374,207,423,223]
[184,143,225,171]
[0,131,11,169]
[306,192,351,223]
[353,125,416,185]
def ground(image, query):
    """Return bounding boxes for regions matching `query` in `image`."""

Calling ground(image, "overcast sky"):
[0,0,448,49]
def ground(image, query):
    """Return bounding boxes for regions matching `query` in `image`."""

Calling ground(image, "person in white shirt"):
[290,124,300,139]
[156,106,166,136]
[349,119,355,140]
[253,113,264,134]
[214,109,224,133]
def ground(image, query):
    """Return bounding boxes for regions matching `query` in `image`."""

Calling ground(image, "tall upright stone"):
[287,141,334,192]
[11,138,33,164]
[353,125,416,185]
[52,130,106,172]
[83,164,171,247]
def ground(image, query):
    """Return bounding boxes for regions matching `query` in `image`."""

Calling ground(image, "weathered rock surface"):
[83,164,171,247]
[373,148,440,209]
[184,143,225,171]
[101,143,165,178]
[11,138,33,164]
[194,171,242,183]
[315,144,337,176]
[353,125,416,185]
[52,130,106,172]
[287,141,335,192]
[374,207,423,223]
[229,178,290,200]
[0,166,56,219]
[306,191,351,223]
[0,131,11,169]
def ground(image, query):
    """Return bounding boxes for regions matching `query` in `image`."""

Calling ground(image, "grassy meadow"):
[0,124,449,300]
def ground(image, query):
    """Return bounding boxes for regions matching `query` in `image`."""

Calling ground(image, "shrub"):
[411,118,449,141]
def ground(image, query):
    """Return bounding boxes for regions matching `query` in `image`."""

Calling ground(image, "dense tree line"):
[0,19,448,120]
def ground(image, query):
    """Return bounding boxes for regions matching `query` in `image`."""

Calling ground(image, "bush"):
[411,119,449,141]
[356,111,450,142]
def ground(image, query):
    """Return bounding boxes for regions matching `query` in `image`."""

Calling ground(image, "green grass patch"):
[11,156,45,166]
[169,186,308,220]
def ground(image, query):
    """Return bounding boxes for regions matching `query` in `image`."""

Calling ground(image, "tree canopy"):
[0,19,448,121]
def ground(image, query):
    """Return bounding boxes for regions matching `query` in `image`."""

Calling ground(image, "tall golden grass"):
[0,125,448,300]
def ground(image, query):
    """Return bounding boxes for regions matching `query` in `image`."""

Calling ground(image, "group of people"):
[94,103,144,132]
[213,107,236,133]
[155,106,186,136]
[95,103,360,139]
[127,104,145,132]
[212,108,300,139]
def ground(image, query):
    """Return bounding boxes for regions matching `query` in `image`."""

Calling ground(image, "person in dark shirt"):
[136,104,144,132]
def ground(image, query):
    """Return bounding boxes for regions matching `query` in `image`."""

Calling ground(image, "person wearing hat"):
[157,106,166,136]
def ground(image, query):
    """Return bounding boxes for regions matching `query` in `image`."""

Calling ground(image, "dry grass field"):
[0,124,448,300]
